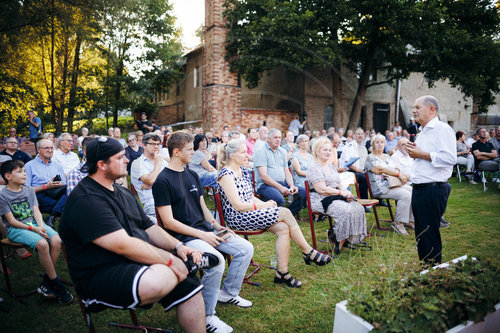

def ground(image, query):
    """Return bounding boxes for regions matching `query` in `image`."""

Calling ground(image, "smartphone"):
[53,175,61,182]
[216,229,230,239]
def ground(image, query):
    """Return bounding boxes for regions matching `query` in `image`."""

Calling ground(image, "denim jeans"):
[185,233,253,316]
[36,192,67,215]
[257,182,303,216]
[199,171,218,187]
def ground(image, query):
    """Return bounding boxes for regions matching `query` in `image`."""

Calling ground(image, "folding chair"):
[0,238,37,302]
[364,173,393,230]
[304,182,334,253]
[62,244,171,333]
[214,191,273,287]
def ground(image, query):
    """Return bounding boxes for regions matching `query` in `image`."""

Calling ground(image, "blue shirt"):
[28,117,41,139]
[25,156,66,187]
[253,142,287,191]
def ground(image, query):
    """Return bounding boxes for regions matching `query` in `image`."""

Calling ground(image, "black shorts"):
[80,262,203,312]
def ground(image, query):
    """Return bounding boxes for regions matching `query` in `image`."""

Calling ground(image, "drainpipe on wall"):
[395,78,401,123]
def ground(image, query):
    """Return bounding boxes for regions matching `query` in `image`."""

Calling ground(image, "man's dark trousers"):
[411,182,451,264]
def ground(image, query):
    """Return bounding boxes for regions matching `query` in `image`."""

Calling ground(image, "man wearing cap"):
[59,137,207,333]
[407,96,456,265]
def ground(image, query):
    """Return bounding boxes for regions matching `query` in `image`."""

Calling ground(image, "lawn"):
[1,177,499,332]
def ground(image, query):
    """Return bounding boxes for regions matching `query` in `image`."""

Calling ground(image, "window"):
[323,105,333,130]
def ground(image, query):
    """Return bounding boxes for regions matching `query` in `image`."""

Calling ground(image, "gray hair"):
[81,127,89,134]
[421,95,439,111]
[370,134,386,147]
[268,128,281,138]
[127,133,137,142]
[221,139,246,165]
[296,134,309,144]
[57,133,71,148]
[36,139,53,149]
[229,130,240,139]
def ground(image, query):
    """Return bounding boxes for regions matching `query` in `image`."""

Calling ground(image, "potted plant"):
[333,256,500,332]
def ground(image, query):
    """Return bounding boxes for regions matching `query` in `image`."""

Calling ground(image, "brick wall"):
[203,85,242,128]
[241,108,298,132]
[155,104,182,125]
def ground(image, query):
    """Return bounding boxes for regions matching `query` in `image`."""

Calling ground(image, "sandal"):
[355,242,373,251]
[274,271,302,288]
[302,249,331,266]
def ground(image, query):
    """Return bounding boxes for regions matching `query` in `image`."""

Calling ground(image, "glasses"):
[39,147,53,150]
[9,130,16,133]
[6,141,17,144]
[145,142,161,146]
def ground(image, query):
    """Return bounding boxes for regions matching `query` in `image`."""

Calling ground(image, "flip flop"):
[20,252,32,259]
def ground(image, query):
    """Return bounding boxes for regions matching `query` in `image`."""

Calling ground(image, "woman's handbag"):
[383,173,403,188]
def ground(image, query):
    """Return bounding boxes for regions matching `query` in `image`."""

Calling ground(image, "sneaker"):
[206,315,233,333]
[392,222,409,235]
[218,291,253,308]
[185,253,220,275]
[52,279,74,305]
[469,179,477,185]
[404,222,415,230]
[37,281,57,298]
[440,217,450,229]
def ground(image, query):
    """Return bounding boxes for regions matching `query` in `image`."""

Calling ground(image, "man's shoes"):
[52,278,73,305]
[392,222,409,235]
[440,217,450,229]
[185,253,220,275]
[469,179,478,185]
[37,281,57,298]
[206,315,233,333]
[377,201,390,207]
[404,222,415,230]
[218,291,252,308]
[364,207,372,213]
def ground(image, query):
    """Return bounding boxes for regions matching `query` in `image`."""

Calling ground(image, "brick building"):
[153,0,499,135]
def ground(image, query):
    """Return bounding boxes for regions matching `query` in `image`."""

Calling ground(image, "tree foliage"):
[224,0,500,129]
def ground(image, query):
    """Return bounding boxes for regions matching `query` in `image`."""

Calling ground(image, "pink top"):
[246,138,256,156]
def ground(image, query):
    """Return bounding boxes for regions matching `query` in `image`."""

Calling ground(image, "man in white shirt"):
[407,95,456,265]
[131,133,167,224]
[53,133,80,177]
[288,115,306,140]
[339,128,369,202]
[391,138,414,183]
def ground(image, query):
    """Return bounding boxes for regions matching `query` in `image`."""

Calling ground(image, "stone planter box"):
[333,256,500,333]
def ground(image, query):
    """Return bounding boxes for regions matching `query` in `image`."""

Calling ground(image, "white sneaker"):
[206,315,233,333]
[392,222,409,235]
[218,291,253,308]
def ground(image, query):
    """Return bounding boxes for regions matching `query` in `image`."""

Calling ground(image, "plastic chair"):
[0,238,37,302]
[214,191,273,286]
[61,244,171,333]
[364,173,393,230]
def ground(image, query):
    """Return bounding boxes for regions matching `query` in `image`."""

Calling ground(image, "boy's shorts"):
[7,222,58,251]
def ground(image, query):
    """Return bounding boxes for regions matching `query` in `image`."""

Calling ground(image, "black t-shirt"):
[59,177,154,290]
[471,140,495,168]
[0,149,32,164]
[153,168,213,243]
[138,120,152,133]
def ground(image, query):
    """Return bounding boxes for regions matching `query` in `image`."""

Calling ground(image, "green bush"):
[347,257,500,332]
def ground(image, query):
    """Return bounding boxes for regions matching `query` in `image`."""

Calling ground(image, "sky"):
[172,0,205,51]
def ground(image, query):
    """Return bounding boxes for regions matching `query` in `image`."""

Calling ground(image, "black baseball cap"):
[81,137,124,173]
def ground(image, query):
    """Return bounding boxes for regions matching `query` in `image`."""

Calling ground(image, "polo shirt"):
[25,156,66,187]
[253,142,287,191]
[0,149,32,164]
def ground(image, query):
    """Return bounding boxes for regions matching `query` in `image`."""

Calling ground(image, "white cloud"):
[172,0,204,51]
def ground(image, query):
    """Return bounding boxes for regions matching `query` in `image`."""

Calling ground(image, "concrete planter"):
[333,256,500,333]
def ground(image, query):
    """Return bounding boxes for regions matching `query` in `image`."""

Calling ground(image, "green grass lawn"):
[1,177,499,332]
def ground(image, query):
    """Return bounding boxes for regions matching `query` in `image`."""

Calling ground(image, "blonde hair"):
[219,139,245,167]
[311,137,332,159]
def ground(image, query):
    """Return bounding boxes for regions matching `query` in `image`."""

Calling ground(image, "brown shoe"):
[405,222,415,230]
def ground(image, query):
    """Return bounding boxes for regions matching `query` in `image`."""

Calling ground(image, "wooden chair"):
[0,238,37,302]
[304,182,334,253]
[19,141,36,158]
[214,191,273,286]
[364,173,394,230]
[61,244,171,333]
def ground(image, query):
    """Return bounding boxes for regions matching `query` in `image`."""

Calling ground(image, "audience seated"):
[455,131,476,183]
[384,131,398,154]
[125,133,143,175]
[218,139,331,289]
[1,137,32,164]
[113,127,127,148]
[131,133,167,224]
[52,133,80,177]
[390,138,414,184]
[364,134,414,235]
[281,130,296,162]
[136,130,144,146]
[25,139,67,228]
[472,128,500,173]
[0,160,73,304]
[59,137,206,333]
[245,128,258,160]
[253,129,302,217]
[189,134,218,187]
[77,127,88,157]
[153,132,253,333]
[291,134,313,213]
[488,126,500,154]
[339,128,370,205]
[66,137,94,194]
[3,127,22,145]
[252,126,268,154]
[306,138,367,254]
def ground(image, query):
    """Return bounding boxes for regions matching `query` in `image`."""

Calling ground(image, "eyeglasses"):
[9,130,16,133]
[145,142,161,146]
[6,141,17,144]
[39,147,53,150]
